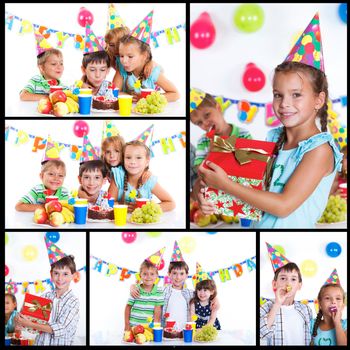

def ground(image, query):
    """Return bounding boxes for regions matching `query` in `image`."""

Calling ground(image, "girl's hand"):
[127,202,136,213]
[131,92,140,103]
[141,170,152,183]
[130,284,140,299]
[144,60,157,78]
[331,304,344,325]
[15,314,30,327]
[197,190,215,215]
[198,161,230,190]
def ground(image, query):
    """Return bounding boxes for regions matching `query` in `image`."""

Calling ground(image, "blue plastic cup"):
[5,337,11,346]
[78,95,92,115]
[183,329,193,343]
[240,217,252,227]
[113,88,119,98]
[108,198,114,208]
[74,204,88,224]
[153,327,163,342]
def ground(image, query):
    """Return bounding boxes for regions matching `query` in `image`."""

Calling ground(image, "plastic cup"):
[20,338,29,346]
[186,321,196,331]
[153,327,163,342]
[49,86,63,93]
[108,198,115,208]
[240,217,252,228]
[118,95,132,116]
[183,328,193,343]
[5,337,11,346]
[79,88,92,95]
[28,338,35,346]
[135,198,149,208]
[339,183,347,199]
[78,95,92,115]
[140,88,154,99]
[112,88,119,98]
[113,204,128,226]
[75,198,88,205]
[153,322,161,328]
[165,320,176,328]
[73,204,88,224]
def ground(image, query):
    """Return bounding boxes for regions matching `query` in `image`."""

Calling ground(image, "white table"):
[5,99,186,117]
[5,208,185,229]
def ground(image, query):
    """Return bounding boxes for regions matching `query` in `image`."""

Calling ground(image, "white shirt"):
[165,288,188,331]
[281,304,305,345]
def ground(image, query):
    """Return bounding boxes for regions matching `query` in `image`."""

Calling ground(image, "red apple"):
[49,90,67,104]
[135,333,147,344]
[49,212,65,227]
[190,200,199,222]
[123,330,134,342]
[193,209,211,227]
[45,200,62,214]
[132,324,144,335]
[37,97,53,114]
[53,102,69,117]
[33,208,49,224]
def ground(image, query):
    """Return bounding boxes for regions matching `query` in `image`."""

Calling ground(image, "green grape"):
[194,325,218,342]
[130,201,163,223]
[318,195,347,223]
[135,91,168,114]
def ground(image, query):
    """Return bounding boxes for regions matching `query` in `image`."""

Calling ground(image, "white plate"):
[315,220,347,228]
[91,108,118,113]
[87,218,114,223]
[128,219,162,225]
[132,109,166,116]
[32,222,69,227]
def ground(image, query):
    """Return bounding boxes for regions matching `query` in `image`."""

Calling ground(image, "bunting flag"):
[260,296,321,314]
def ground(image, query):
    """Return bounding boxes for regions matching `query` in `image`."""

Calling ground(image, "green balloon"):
[273,245,285,256]
[234,4,265,33]
[146,232,162,238]
[5,232,9,245]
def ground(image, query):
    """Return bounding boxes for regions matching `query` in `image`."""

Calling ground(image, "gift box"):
[21,293,52,325]
[203,135,276,220]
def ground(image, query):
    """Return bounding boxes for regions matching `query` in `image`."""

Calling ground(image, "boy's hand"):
[197,190,215,215]
[130,284,140,298]
[15,314,30,327]
[144,61,157,78]
[274,286,291,306]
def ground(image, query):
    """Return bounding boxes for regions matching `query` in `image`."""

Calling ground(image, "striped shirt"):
[260,299,312,345]
[35,289,80,346]
[127,284,164,326]
[194,124,252,167]
[20,184,69,204]
[21,75,67,95]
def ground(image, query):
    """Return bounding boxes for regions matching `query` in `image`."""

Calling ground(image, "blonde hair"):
[37,48,63,66]
[41,159,66,176]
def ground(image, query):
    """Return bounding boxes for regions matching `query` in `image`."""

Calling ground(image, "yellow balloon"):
[300,259,317,277]
[179,236,196,254]
[22,245,38,261]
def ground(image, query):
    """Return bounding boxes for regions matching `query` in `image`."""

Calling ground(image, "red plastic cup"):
[20,338,29,345]
[49,86,63,93]
[135,198,149,208]
[140,89,154,98]
[338,183,347,199]
[45,195,58,203]
[165,320,176,328]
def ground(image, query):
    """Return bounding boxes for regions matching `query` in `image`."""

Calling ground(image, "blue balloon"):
[46,231,60,243]
[326,242,342,258]
[339,4,347,24]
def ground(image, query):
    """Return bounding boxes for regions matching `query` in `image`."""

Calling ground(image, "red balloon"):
[122,232,137,244]
[73,120,89,138]
[5,265,9,276]
[158,258,165,271]
[77,7,94,27]
[242,63,266,92]
[190,12,216,49]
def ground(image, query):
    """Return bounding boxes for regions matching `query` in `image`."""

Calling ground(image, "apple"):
[220,214,238,224]
[193,209,211,227]
[33,208,49,224]
[210,214,219,224]
[132,324,144,335]
[45,200,62,214]
[37,97,53,114]
[49,90,67,104]
[135,333,147,344]
[49,212,65,227]
[53,102,69,117]
[123,330,134,342]
[190,200,199,222]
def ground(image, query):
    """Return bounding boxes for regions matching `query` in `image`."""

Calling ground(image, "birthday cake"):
[92,96,119,110]
[163,328,183,339]
[88,205,114,220]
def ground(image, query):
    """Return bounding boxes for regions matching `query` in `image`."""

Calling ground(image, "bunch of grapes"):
[318,195,347,223]
[130,201,163,224]
[194,325,218,342]
[135,91,168,114]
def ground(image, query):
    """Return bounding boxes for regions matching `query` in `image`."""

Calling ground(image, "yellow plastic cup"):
[118,95,133,116]
[75,198,88,205]
[114,204,128,226]
[79,88,92,95]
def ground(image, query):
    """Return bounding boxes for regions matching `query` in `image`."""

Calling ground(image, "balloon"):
[300,259,318,277]
[146,232,162,238]
[77,7,94,27]
[22,245,39,261]
[338,4,347,24]
[46,231,60,244]
[325,242,342,258]
[234,4,265,33]
[190,12,216,49]
[74,271,81,283]
[122,232,137,244]
[179,236,196,254]
[242,63,266,92]
[73,120,89,138]
[158,258,165,271]
[272,245,285,256]
[5,232,9,245]
[5,265,9,276]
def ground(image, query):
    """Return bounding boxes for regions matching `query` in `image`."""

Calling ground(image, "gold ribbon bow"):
[26,299,52,319]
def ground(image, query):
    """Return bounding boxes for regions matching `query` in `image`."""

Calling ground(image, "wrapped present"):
[21,293,52,325]
[203,135,276,220]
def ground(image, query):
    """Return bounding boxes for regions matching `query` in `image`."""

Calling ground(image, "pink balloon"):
[5,265,9,276]
[242,63,266,92]
[77,7,94,27]
[190,12,216,49]
[73,120,89,138]
[122,232,137,244]
[158,258,165,271]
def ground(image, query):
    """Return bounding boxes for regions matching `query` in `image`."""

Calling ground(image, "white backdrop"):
[260,231,347,319]
[5,3,186,114]
[190,3,347,144]
[5,119,186,224]
[4,231,87,345]
[90,231,256,345]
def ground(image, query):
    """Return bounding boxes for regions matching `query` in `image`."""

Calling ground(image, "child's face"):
[272,268,302,298]
[5,296,16,315]
[40,166,65,191]
[104,144,122,167]
[50,266,74,294]
[272,71,325,129]
[190,103,225,135]
[106,35,123,57]
[119,42,147,73]
[197,287,214,302]
[168,268,188,290]
[38,54,64,80]
[82,61,110,88]
[319,286,344,318]
[124,145,149,177]
[78,169,106,196]
[140,267,158,287]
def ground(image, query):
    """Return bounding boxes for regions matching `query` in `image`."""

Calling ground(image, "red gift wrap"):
[21,293,52,322]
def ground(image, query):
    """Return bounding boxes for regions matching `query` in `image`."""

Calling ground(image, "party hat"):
[107,3,126,30]
[102,120,120,140]
[134,124,154,149]
[84,24,105,54]
[130,10,154,45]
[266,242,290,272]
[284,12,324,71]
[170,240,185,262]
[192,262,211,287]
[44,235,67,265]
[324,268,341,285]
[145,247,165,269]
[34,32,53,57]
[80,135,100,163]
[42,135,61,164]
[190,88,206,113]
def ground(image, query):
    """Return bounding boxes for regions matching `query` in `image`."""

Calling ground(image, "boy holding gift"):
[15,236,80,345]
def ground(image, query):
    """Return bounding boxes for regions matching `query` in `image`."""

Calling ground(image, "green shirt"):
[21,75,68,94]
[20,184,69,204]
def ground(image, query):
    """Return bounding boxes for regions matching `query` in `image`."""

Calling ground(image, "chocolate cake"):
[92,96,119,110]
[163,328,183,339]
[88,205,114,220]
